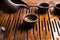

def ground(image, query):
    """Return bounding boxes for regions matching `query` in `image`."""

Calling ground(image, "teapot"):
[0,0,29,13]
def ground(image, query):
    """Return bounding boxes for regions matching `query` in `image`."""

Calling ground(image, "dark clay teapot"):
[0,0,29,13]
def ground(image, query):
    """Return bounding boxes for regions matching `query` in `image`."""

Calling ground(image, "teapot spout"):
[10,0,29,9]
[18,1,29,9]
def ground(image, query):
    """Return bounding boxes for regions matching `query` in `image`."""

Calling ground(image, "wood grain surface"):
[0,0,60,40]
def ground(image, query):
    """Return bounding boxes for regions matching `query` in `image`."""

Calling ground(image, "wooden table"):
[0,0,60,40]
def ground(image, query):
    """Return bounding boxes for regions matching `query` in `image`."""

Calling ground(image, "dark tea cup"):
[38,2,49,14]
[53,3,60,16]
[22,13,38,30]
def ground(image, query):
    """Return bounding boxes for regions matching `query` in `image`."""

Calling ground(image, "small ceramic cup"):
[22,13,38,30]
[38,2,49,14]
[53,3,60,16]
